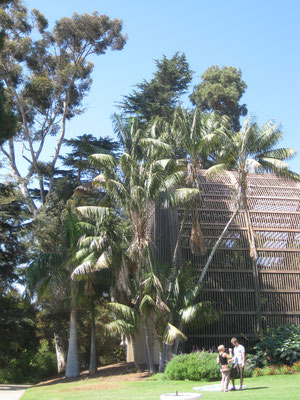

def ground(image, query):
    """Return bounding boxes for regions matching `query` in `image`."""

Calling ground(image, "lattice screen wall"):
[154,171,300,351]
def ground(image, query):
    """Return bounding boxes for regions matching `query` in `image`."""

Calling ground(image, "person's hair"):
[231,337,238,344]
[218,345,225,353]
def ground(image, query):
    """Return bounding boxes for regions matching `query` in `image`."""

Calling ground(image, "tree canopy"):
[190,65,247,131]
[120,52,192,122]
[0,0,127,214]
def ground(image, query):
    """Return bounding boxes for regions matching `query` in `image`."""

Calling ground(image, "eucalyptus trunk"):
[89,299,97,375]
[65,307,80,378]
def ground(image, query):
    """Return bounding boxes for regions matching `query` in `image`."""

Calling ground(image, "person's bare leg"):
[224,372,230,392]
[239,367,244,389]
[231,378,236,390]
[221,373,224,391]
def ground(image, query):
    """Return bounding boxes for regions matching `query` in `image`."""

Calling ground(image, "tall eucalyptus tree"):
[0,0,126,213]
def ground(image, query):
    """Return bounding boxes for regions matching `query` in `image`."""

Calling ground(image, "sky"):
[5,0,300,175]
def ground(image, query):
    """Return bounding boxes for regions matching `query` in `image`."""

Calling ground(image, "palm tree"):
[195,116,299,293]
[106,266,219,373]
[71,206,125,375]
[89,116,201,371]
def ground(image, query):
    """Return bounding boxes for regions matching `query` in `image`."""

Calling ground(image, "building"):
[153,171,300,351]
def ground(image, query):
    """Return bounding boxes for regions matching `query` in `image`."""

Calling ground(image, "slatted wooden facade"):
[153,171,300,351]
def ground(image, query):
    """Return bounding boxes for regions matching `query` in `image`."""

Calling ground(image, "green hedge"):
[164,352,220,381]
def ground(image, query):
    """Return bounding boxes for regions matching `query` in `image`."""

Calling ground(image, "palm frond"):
[107,302,140,325]
[71,261,94,278]
[75,247,92,261]
[139,294,156,317]
[259,157,289,171]
[105,320,137,336]
[76,206,110,220]
[245,158,263,172]
[89,153,117,169]
[164,323,187,345]
[95,251,111,269]
[205,164,227,180]
[260,148,297,161]
[76,221,96,233]
[140,138,172,153]
[179,302,220,326]
[170,188,201,207]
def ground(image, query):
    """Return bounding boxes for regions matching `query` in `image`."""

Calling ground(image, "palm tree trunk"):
[143,320,156,373]
[132,335,141,371]
[89,299,97,375]
[195,206,240,296]
[168,208,188,298]
[159,342,168,373]
[242,188,262,334]
[54,333,67,374]
[65,308,80,378]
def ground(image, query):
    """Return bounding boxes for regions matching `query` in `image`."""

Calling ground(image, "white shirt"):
[233,344,245,365]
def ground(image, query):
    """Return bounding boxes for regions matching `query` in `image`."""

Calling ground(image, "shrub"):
[164,350,255,381]
[254,325,300,366]
[164,351,221,381]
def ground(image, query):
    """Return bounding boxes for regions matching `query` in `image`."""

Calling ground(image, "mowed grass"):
[21,374,300,400]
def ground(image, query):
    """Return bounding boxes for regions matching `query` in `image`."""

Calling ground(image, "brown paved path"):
[0,385,32,400]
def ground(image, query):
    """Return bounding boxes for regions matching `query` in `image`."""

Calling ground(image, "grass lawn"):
[21,374,299,400]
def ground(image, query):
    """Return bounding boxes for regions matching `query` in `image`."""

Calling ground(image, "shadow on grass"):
[36,362,151,387]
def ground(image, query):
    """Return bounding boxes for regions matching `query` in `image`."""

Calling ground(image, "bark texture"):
[65,308,80,378]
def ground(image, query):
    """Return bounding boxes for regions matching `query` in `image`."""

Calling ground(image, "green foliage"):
[190,65,247,131]
[254,325,300,366]
[60,134,120,183]
[0,1,127,212]
[0,184,28,286]
[0,341,57,384]
[76,302,127,368]
[164,351,221,381]
[163,351,254,381]
[120,52,192,122]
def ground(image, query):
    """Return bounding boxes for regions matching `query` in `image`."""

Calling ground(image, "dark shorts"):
[230,364,244,379]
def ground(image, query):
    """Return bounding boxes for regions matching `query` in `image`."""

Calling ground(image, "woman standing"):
[217,345,232,392]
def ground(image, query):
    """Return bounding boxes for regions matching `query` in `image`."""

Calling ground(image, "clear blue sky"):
[22,0,300,173]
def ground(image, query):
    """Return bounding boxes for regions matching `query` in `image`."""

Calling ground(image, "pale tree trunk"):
[143,320,156,373]
[159,342,168,373]
[65,308,80,378]
[168,208,188,296]
[54,333,67,374]
[132,336,141,371]
[89,300,97,375]
[47,99,69,197]
[194,206,240,296]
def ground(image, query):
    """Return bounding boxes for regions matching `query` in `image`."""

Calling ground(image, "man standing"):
[229,337,245,391]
